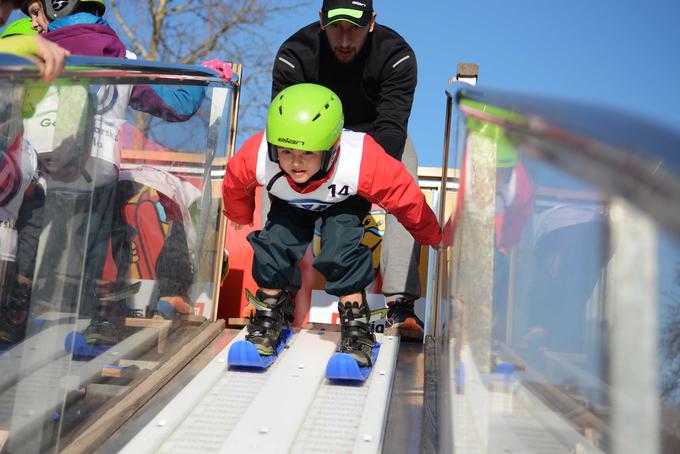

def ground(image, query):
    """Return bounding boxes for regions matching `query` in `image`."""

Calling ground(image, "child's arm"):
[222,133,263,226]
[0,35,70,83]
[129,85,205,122]
[357,135,441,246]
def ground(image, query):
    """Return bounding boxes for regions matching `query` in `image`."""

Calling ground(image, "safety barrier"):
[426,84,680,453]
[0,54,238,453]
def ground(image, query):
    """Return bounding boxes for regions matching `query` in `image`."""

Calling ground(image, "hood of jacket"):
[44,13,125,58]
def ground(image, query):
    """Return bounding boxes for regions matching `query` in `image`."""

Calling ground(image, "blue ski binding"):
[65,331,110,360]
[326,342,381,382]
[227,328,293,369]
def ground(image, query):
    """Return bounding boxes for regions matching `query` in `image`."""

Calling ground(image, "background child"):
[223,83,441,366]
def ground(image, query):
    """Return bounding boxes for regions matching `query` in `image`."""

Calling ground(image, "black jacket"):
[272,22,417,160]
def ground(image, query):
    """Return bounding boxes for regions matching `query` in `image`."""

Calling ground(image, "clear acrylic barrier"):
[435,89,680,453]
[0,55,235,452]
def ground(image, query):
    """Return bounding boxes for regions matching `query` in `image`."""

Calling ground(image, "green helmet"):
[266,83,344,173]
[0,18,38,38]
[22,0,106,20]
[462,100,520,169]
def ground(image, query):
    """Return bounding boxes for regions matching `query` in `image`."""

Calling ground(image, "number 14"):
[328,184,349,197]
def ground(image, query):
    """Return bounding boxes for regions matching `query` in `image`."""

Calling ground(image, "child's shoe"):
[385,296,424,341]
[83,318,126,345]
[0,283,31,344]
[245,290,294,356]
[156,296,193,319]
[338,292,376,367]
[83,301,131,345]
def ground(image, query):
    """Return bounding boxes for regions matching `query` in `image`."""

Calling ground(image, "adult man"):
[272,0,425,339]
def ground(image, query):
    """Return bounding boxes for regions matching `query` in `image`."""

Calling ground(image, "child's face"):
[26,0,49,33]
[277,147,323,184]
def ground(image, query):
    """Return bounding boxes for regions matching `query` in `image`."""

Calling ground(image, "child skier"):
[223,83,441,366]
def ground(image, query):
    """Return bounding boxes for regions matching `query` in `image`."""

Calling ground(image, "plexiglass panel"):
[439,96,680,453]
[0,68,232,452]
[658,230,680,452]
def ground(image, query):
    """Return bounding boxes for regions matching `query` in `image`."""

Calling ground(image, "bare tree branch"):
[108,0,312,141]
[110,0,148,57]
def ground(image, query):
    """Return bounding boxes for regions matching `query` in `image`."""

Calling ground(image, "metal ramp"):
[121,327,400,454]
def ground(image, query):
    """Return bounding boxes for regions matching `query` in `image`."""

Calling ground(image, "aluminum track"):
[121,327,400,454]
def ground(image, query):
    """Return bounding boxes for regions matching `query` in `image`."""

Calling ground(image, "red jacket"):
[223,131,441,246]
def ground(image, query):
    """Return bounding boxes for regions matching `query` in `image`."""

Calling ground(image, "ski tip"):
[65,331,109,359]
[64,331,86,354]
[227,339,270,369]
[325,353,368,382]
[227,330,293,370]
[326,343,381,383]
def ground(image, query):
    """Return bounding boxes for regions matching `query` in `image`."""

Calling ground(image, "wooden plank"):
[124,318,174,329]
[121,149,227,167]
[417,166,459,179]
[183,314,209,325]
[118,359,159,370]
[59,320,225,454]
[86,384,129,401]
[227,317,248,327]
[101,367,123,378]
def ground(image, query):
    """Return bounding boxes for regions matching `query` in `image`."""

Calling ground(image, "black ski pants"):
[248,195,374,297]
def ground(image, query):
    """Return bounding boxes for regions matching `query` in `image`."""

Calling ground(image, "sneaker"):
[385,296,424,341]
[338,292,376,367]
[156,296,192,319]
[245,290,294,356]
[83,303,128,345]
[0,317,22,344]
[0,283,31,344]
[83,319,126,345]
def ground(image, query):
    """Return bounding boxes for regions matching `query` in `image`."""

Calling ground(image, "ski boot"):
[83,300,131,345]
[0,282,31,344]
[245,289,294,356]
[385,295,424,341]
[338,292,376,367]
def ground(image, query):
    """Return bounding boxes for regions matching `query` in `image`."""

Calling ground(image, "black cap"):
[321,0,373,28]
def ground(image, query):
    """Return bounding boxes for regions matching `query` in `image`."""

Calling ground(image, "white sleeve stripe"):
[278,57,296,69]
[392,55,411,68]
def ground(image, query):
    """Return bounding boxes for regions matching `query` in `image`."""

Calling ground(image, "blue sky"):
[375,0,680,166]
[8,1,680,168]
[264,0,680,166]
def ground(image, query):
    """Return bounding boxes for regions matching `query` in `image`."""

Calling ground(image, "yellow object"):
[312,209,386,269]
[0,35,38,57]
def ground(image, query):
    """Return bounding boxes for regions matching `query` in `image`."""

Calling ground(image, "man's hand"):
[32,36,70,83]
[231,221,254,231]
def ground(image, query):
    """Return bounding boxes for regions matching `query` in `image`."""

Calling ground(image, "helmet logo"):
[278,137,304,146]
[51,0,70,11]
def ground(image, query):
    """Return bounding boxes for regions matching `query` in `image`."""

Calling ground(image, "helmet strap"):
[321,141,340,173]
[267,143,279,163]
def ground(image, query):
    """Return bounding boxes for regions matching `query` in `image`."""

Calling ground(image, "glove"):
[202,58,233,83]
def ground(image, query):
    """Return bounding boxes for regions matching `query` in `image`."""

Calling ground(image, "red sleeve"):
[222,132,263,225]
[357,135,441,245]
[495,162,533,252]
